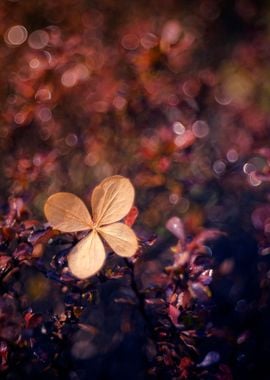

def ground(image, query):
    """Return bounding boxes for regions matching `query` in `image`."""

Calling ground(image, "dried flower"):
[44,176,138,279]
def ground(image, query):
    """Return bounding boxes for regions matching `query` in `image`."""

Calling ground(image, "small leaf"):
[67,230,105,279]
[91,176,135,226]
[197,351,220,367]
[98,222,138,257]
[24,311,43,328]
[28,228,59,245]
[0,256,11,272]
[166,216,185,242]
[124,206,139,227]
[44,192,93,232]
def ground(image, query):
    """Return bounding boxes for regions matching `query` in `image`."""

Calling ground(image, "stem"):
[124,258,159,352]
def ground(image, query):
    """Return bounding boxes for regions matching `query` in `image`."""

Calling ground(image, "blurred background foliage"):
[0,0,270,237]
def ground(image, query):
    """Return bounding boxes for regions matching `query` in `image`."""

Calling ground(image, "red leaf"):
[24,312,43,329]
[124,206,139,227]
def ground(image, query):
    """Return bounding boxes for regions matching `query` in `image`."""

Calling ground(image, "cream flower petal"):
[98,222,138,257]
[44,192,93,232]
[91,175,135,226]
[67,230,105,279]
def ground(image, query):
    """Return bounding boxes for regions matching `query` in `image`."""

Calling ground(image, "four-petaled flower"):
[44,175,138,279]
